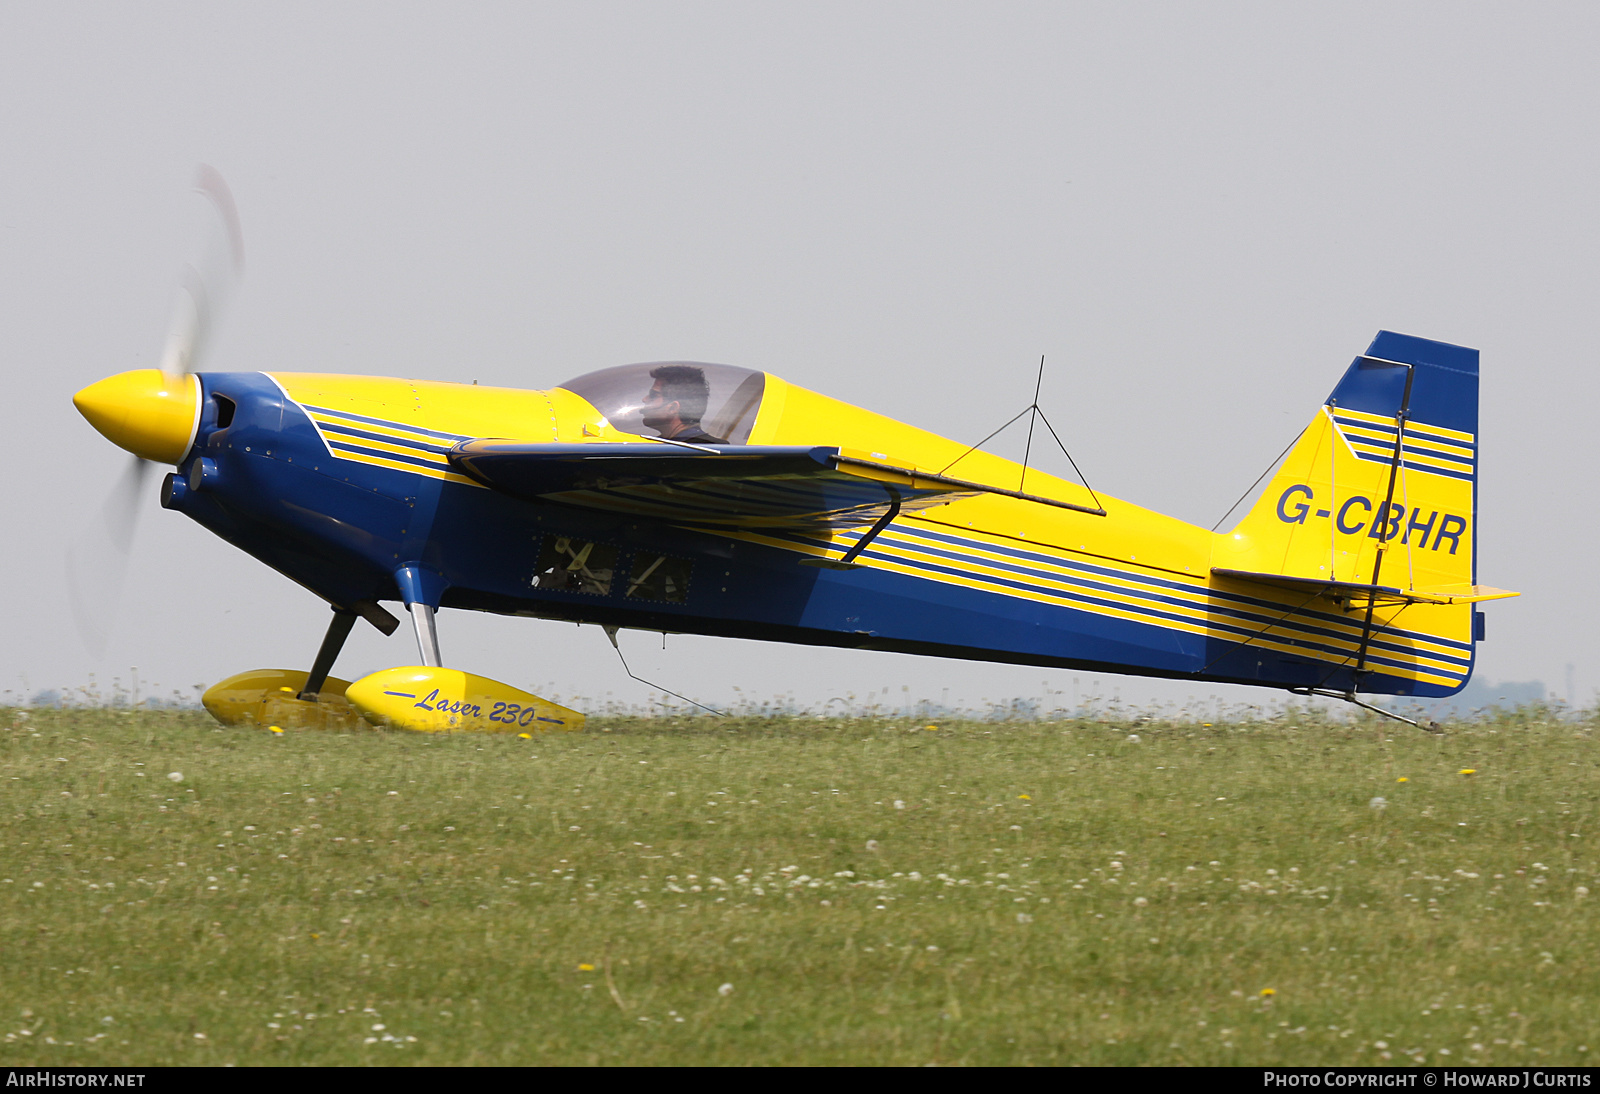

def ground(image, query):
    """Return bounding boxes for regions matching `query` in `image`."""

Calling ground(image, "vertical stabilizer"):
[1211,332,1490,696]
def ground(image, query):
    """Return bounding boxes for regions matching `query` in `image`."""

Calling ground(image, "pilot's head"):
[641,364,710,433]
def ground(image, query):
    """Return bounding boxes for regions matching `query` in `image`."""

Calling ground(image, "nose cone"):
[73,369,200,464]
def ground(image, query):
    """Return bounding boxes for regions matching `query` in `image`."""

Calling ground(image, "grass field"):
[0,702,1596,1066]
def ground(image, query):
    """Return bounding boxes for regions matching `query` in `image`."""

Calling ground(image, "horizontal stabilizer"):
[1212,568,1518,606]
[447,441,968,527]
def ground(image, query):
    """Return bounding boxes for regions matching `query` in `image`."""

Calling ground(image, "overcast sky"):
[3,2,1596,714]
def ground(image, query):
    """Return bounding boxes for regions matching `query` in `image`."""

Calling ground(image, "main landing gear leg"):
[299,608,358,700]
[410,604,442,668]
[394,564,448,669]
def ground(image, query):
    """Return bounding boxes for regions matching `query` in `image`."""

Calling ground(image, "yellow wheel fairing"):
[345,666,584,734]
[201,669,366,732]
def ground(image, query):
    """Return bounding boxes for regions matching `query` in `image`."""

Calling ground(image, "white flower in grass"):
[168,772,183,783]
[718,983,734,997]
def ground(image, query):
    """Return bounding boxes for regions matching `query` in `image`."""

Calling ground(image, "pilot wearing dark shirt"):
[640,364,727,444]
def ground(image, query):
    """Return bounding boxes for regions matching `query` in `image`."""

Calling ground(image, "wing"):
[446,441,972,527]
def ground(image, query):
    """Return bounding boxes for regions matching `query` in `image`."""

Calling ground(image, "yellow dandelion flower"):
[1260,988,1276,997]
[1018,794,1031,800]
[578,963,595,972]
[1459,769,1477,776]
[1396,777,1408,783]
[268,726,284,735]
[924,724,938,731]
[517,733,532,739]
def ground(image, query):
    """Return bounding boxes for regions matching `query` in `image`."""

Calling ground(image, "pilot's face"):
[640,380,676,429]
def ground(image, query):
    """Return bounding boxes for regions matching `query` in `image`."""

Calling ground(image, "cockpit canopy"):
[558,362,766,445]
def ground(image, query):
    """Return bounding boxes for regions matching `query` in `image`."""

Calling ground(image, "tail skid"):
[1291,686,1444,733]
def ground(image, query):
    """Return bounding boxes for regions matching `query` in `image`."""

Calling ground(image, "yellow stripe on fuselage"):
[269,372,635,487]
[714,518,1467,688]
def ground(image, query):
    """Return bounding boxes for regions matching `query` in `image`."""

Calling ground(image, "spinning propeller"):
[68,167,245,655]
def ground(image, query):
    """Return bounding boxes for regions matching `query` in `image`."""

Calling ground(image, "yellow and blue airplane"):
[63,164,1517,732]
[72,325,1515,733]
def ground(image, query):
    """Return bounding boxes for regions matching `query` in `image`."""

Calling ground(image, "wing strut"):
[800,487,902,570]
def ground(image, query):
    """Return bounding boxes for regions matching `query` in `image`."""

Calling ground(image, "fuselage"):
[71,361,1471,697]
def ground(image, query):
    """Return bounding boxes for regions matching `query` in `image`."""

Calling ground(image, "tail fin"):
[1214,331,1514,696]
